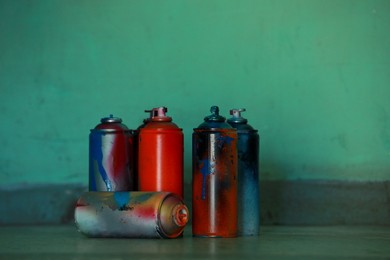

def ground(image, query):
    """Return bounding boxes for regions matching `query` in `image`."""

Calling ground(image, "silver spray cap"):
[227,109,248,124]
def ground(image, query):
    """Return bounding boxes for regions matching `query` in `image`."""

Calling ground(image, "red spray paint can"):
[192,106,238,237]
[138,107,184,198]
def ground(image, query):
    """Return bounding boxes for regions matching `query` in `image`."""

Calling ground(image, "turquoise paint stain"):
[200,159,215,200]
[114,192,130,210]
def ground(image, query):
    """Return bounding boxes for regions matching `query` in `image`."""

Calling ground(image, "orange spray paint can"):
[138,107,184,199]
[192,106,238,237]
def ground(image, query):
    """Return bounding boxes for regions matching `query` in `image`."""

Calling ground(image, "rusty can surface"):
[89,114,134,191]
[228,108,260,236]
[192,106,238,237]
[138,107,184,199]
[75,191,189,238]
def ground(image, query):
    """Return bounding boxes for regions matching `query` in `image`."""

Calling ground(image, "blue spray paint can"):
[89,115,134,191]
[192,106,238,237]
[227,109,259,236]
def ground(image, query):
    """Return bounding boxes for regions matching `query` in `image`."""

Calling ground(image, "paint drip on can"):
[138,107,184,199]
[227,108,260,236]
[192,106,238,237]
[75,191,189,238]
[89,114,134,191]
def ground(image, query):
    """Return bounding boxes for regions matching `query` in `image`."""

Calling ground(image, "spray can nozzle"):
[228,108,248,124]
[145,107,171,122]
[100,114,122,123]
[204,106,225,122]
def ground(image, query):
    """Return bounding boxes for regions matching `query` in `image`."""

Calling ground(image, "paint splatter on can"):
[228,109,260,236]
[89,115,134,191]
[75,191,189,238]
[192,106,238,237]
[138,107,184,199]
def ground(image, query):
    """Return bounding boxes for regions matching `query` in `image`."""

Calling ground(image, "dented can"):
[228,109,260,236]
[192,106,238,237]
[75,191,189,238]
[89,115,134,191]
[138,107,184,198]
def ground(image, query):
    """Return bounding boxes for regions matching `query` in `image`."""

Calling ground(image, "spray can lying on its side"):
[75,191,189,238]
[89,115,134,191]
[192,106,238,238]
[228,109,260,236]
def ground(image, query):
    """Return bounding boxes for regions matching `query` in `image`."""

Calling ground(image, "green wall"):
[1,0,389,185]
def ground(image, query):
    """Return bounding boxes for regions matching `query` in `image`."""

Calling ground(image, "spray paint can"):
[138,107,184,198]
[75,191,189,238]
[192,106,238,237]
[89,114,134,191]
[227,109,260,236]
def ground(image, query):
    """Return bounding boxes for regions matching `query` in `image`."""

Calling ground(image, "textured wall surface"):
[2,181,390,225]
[0,0,389,224]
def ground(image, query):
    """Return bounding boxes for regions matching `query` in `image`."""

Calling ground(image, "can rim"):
[193,128,237,132]
[90,129,133,134]
[157,193,187,239]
